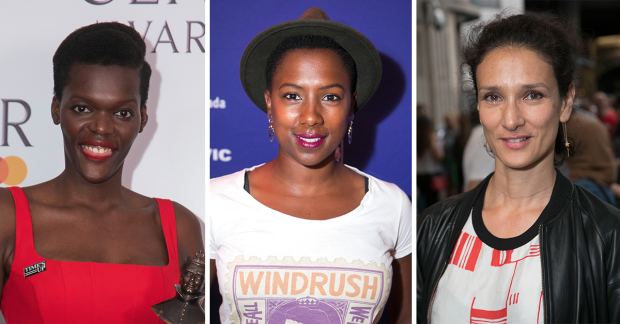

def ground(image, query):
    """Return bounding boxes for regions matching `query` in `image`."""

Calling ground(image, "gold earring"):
[563,121,570,157]
[483,139,494,158]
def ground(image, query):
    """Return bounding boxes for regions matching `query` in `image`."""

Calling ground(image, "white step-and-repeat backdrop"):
[0,1,204,210]
[0,1,204,319]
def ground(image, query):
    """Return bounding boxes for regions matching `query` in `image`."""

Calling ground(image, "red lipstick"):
[79,140,116,162]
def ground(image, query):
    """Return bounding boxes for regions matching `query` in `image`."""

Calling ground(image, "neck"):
[268,149,344,196]
[487,153,557,204]
[51,161,128,209]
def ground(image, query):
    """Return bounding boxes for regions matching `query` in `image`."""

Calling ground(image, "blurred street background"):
[417,0,620,212]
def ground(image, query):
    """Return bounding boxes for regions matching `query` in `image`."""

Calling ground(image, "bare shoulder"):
[172,201,202,232]
[341,165,367,189]
[120,187,159,209]
[0,187,16,215]
[172,201,204,265]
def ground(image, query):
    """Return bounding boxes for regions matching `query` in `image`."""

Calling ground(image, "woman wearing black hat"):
[210,7,412,324]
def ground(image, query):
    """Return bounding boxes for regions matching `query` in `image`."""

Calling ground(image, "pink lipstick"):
[296,133,326,149]
[501,136,530,150]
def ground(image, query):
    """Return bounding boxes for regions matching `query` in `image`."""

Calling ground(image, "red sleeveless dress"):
[0,187,181,323]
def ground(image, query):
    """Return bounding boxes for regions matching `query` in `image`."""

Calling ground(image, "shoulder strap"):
[154,198,179,270]
[244,171,250,194]
[7,187,36,260]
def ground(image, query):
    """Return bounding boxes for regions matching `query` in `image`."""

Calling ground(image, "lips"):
[296,133,326,149]
[79,140,116,162]
[501,136,530,150]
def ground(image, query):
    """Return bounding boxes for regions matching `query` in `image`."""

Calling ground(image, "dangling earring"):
[268,115,275,142]
[563,121,570,157]
[483,138,494,158]
[347,116,353,144]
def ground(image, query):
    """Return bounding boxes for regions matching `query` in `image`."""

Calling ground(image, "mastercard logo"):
[0,156,27,186]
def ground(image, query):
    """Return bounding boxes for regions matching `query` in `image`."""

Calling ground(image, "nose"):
[88,111,114,136]
[501,98,525,131]
[299,96,324,127]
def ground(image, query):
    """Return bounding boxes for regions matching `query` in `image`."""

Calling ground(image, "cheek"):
[59,121,81,140]
[527,106,559,131]
[327,108,350,127]
[120,124,142,141]
[478,108,501,130]
[271,105,296,124]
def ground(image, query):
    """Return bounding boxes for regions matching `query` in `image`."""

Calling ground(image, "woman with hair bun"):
[418,13,620,323]
[0,22,203,323]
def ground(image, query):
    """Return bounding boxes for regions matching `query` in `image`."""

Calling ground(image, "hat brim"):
[240,19,382,113]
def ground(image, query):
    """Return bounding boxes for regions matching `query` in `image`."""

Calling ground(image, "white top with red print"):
[430,210,544,324]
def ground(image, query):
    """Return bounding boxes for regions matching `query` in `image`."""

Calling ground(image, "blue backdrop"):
[210,0,412,196]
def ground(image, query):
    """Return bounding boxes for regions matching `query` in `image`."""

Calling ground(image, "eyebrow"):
[71,95,138,105]
[522,83,550,90]
[278,83,345,91]
[319,83,344,90]
[478,83,550,92]
[279,83,302,90]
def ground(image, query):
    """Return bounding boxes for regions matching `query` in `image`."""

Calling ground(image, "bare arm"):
[388,254,412,324]
[173,201,204,271]
[0,188,17,302]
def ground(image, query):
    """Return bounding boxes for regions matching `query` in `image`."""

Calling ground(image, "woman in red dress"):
[0,22,203,323]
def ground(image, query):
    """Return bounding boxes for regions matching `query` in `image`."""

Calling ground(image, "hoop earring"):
[268,116,275,142]
[483,139,495,158]
[347,116,353,144]
[563,121,570,157]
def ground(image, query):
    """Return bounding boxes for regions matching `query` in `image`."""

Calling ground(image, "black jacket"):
[417,170,620,323]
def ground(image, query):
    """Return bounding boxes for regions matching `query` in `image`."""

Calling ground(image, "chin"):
[78,165,121,184]
[295,154,335,168]
[80,173,112,184]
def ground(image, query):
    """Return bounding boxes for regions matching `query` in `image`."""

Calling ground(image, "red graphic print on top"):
[470,297,507,324]
[430,213,544,324]
[449,232,483,271]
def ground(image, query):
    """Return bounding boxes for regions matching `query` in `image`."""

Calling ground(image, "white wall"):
[0,1,205,321]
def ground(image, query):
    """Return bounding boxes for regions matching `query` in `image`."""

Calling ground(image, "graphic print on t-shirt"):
[430,214,544,324]
[470,296,507,324]
[467,243,542,324]
[450,232,482,271]
[225,256,391,324]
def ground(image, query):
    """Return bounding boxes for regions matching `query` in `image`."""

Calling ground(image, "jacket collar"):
[444,173,491,259]
[447,169,574,252]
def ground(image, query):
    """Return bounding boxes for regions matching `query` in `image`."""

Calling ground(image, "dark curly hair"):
[266,35,357,94]
[462,12,580,163]
[53,22,151,108]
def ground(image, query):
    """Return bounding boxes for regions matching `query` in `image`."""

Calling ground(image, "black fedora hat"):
[240,7,382,113]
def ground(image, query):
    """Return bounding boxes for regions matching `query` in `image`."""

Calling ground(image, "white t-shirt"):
[462,125,495,190]
[210,165,412,324]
